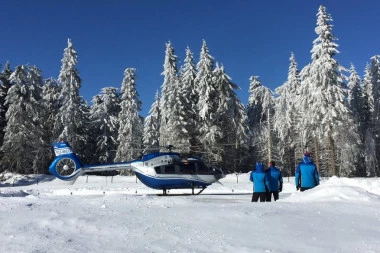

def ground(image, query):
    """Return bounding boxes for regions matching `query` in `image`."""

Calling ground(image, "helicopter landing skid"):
[159,186,207,196]
[194,186,206,195]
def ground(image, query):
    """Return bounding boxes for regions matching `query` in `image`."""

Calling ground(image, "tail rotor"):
[55,157,77,177]
[49,142,84,181]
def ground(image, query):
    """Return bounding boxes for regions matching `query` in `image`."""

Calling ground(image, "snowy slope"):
[1,173,380,253]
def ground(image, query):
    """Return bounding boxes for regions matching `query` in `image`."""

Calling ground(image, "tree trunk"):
[314,136,320,175]
[329,124,337,176]
[267,108,272,165]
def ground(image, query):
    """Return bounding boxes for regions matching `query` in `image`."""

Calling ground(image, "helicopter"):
[48,141,225,195]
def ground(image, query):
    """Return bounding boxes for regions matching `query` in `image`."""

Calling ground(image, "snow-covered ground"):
[1,173,380,253]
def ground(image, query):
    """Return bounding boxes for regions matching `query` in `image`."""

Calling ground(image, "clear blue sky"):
[2,1,380,117]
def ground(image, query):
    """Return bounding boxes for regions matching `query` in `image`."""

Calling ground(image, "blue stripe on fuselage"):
[134,172,211,190]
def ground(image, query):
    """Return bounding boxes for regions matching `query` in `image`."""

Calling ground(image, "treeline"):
[0,5,379,177]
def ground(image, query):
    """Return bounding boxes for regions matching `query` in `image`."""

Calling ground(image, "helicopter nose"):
[213,167,225,180]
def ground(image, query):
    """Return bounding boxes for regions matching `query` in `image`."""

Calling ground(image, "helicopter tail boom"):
[49,142,136,182]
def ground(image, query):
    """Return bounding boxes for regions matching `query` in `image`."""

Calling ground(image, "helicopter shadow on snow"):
[144,192,249,203]
[193,192,293,203]
[151,191,294,203]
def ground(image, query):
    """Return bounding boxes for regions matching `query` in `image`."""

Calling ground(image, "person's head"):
[269,161,275,167]
[255,162,263,172]
[303,151,312,164]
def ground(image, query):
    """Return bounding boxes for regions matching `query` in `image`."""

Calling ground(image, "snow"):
[1,173,380,253]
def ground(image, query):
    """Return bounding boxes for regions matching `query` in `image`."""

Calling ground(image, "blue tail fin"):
[49,142,84,181]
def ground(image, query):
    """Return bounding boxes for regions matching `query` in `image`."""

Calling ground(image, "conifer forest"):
[0,5,379,177]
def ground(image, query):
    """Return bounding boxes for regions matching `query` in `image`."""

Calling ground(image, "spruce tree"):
[115,68,143,163]
[143,90,160,153]
[41,77,60,168]
[212,63,248,171]
[246,76,274,164]
[361,63,378,176]
[90,87,120,163]
[159,41,179,149]
[347,64,362,119]
[274,52,300,175]
[179,47,198,153]
[346,64,365,176]
[369,55,380,175]
[53,39,89,157]
[0,61,12,89]
[28,66,50,173]
[1,65,45,173]
[195,40,217,161]
[42,77,60,143]
[0,62,12,161]
[298,5,354,176]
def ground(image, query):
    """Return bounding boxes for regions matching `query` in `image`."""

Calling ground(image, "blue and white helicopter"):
[49,141,225,195]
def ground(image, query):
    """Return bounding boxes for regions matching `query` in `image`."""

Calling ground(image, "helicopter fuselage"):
[49,142,224,194]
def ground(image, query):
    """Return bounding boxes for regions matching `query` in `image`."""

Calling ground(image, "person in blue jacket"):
[295,151,319,191]
[267,161,283,201]
[249,162,270,202]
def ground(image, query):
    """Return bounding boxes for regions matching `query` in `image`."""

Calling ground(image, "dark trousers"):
[267,191,279,201]
[251,192,268,202]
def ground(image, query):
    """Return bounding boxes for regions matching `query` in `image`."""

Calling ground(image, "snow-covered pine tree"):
[165,67,192,152]
[159,41,180,149]
[143,90,160,153]
[347,64,362,119]
[0,61,12,89]
[346,64,365,176]
[369,55,380,176]
[162,46,201,154]
[274,52,300,175]
[90,87,120,163]
[362,64,374,121]
[212,63,249,172]
[334,65,361,177]
[41,77,60,169]
[298,5,354,176]
[28,66,50,173]
[335,114,361,177]
[42,77,60,143]
[115,68,143,163]
[1,65,45,173]
[178,47,198,154]
[361,63,378,176]
[195,40,218,161]
[246,76,274,164]
[53,39,89,157]
[0,62,12,160]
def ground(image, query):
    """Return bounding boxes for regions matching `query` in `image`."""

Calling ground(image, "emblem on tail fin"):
[53,142,74,156]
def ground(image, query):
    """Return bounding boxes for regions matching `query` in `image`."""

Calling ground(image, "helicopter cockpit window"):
[154,166,163,174]
[197,162,211,175]
[179,162,196,174]
[164,164,175,174]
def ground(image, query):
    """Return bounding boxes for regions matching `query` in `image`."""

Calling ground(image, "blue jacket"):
[295,156,319,188]
[250,162,270,192]
[267,166,283,191]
